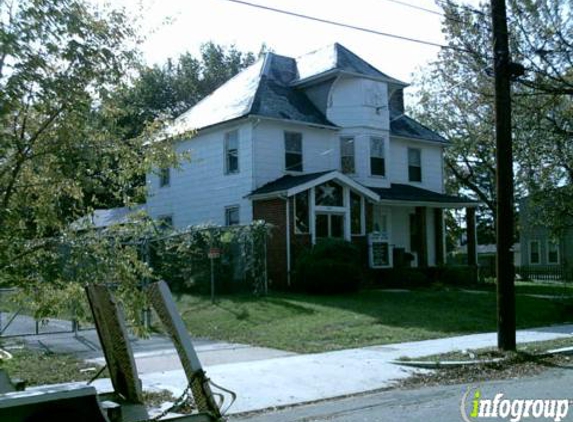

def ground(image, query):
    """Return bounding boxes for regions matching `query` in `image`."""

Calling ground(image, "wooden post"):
[415,207,428,268]
[491,0,516,351]
[466,207,477,267]
[434,208,445,266]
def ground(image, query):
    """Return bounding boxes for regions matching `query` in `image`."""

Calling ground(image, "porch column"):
[434,208,445,266]
[466,207,477,266]
[415,207,428,268]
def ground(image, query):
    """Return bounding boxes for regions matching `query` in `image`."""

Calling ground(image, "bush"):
[434,265,478,286]
[294,239,362,294]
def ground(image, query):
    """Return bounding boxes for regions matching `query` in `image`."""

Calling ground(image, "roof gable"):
[248,170,380,202]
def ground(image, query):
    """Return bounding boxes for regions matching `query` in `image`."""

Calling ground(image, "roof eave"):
[292,69,408,88]
[249,114,339,130]
[390,134,449,145]
[285,171,380,201]
[247,190,288,201]
[248,171,380,202]
[376,199,479,208]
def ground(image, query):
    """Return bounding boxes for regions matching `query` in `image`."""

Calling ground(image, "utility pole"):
[491,0,516,351]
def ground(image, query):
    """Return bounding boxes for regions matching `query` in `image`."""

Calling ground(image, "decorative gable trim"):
[248,170,380,202]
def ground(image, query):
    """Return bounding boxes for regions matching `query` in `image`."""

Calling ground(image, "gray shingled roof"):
[250,173,475,206]
[295,43,406,86]
[72,205,146,229]
[249,171,332,197]
[168,43,444,144]
[390,110,447,144]
[369,184,476,204]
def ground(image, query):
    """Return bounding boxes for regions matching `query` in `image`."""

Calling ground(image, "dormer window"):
[408,148,422,182]
[340,137,355,174]
[285,132,303,172]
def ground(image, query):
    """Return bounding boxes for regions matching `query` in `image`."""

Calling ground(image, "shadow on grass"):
[202,295,317,323]
[270,287,573,336]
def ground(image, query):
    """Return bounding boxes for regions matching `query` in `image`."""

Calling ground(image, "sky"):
[115,0,484,84]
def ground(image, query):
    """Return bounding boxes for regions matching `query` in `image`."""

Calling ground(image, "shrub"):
[294,239,362,294]
[435,265,478,286]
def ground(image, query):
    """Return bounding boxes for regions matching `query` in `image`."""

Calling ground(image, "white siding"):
[252,120,337,188]
[388,137,444,192]
[327,77,390,130]
[146,122,254,228]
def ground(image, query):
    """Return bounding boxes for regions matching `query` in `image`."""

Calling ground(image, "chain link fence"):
[0,223,269,338]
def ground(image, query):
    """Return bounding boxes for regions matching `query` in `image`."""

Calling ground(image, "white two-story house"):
[146,44,477,288]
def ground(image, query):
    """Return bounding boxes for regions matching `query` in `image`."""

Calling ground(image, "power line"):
[222,0,470,52]
[433,0,490,18]
[379,0,443,17]
[378,0,489,30]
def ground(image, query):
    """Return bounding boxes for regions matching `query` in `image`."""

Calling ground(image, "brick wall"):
[253,198,288,289]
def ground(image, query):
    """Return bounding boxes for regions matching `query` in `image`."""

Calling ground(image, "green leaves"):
[0,0,177,323]
[412,0,572,236]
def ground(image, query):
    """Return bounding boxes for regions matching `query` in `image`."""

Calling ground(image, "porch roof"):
[248,172,478,208]
[247,170,380,201]
[368,184,478,208]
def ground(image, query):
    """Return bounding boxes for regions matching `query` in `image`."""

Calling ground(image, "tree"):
[114,42,259,139]
[412,0,572,239]
[0,0,176,322]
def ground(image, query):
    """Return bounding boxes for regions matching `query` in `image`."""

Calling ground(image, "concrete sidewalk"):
[75,324,573,415]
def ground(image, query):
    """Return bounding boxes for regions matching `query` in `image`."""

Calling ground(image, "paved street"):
[231,367,573,422]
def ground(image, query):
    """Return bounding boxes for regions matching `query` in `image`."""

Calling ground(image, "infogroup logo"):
[460,387,570,422]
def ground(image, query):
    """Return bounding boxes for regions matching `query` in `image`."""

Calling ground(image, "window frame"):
[546,239,560,264]
[224,130,239,175]
[225,205,240,226]
[408,148,422,182]
[370,136,386,177]
[159,167,170,188]
[350,191,364,236]
[315,212,345,239]
[529,239,541,265]
[284,131,303,172]
[340,136,356,174]
[294,191,310,234]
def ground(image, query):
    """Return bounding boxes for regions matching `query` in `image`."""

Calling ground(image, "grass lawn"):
[472,281,573,297]
[0,347,105,386]
[174,287,573,354]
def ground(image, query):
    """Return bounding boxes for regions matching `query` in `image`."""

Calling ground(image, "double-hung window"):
[529,240,540,264]
[408,148,422,182]
[340,137,355,174]
[225,130,239,174]
[225,206,240,226]
[370,137,385,177]
[284,132,303,172]
[547,240,560,264]
[159,168,170,187]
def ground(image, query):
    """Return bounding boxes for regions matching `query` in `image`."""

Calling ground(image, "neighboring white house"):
[145,43,477,288]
